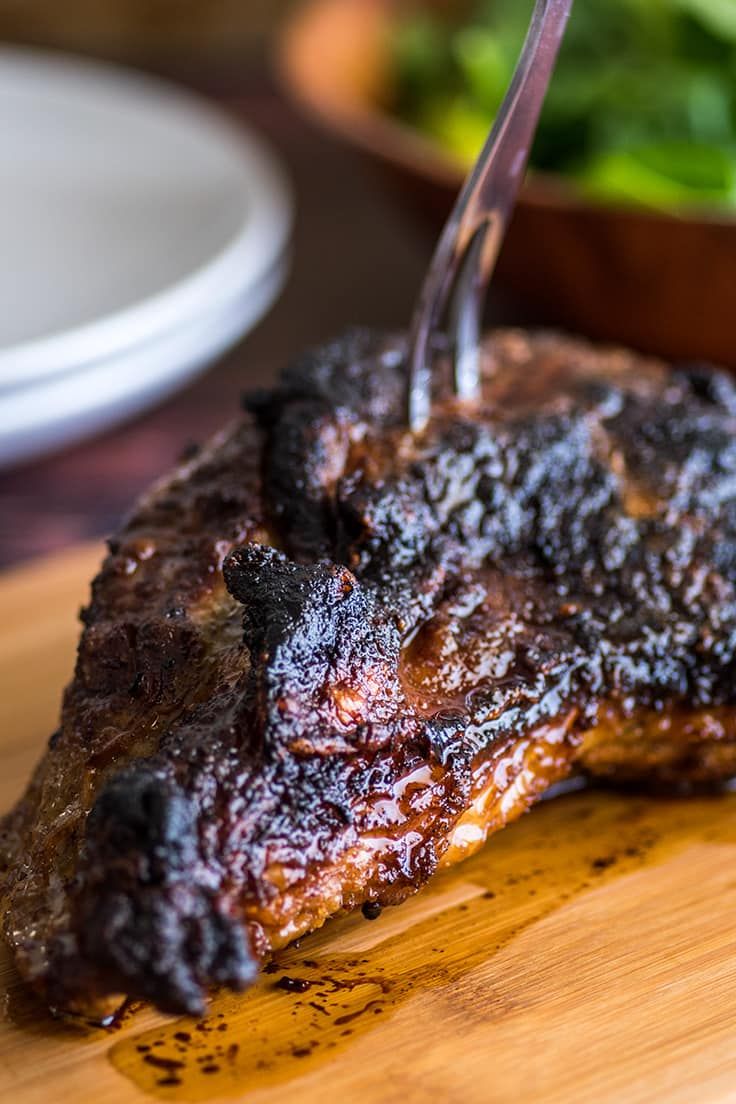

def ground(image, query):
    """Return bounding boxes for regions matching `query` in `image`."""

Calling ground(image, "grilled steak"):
[3,328,736,1020]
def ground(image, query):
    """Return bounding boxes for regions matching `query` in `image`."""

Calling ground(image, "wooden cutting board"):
[2,545,736,1104]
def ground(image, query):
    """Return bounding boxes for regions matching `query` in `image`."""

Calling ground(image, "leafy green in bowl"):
[394,0,736,212]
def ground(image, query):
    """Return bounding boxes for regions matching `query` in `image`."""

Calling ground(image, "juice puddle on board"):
[110,788,736,1100]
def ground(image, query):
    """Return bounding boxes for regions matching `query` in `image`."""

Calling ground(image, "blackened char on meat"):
[3,328,736,1020]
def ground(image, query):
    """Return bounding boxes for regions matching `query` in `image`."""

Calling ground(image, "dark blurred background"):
[0,2,294,69]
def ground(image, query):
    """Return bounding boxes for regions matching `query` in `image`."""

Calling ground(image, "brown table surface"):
[0,70,525,570]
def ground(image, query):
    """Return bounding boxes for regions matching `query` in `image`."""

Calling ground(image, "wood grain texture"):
[1,545,736,1103]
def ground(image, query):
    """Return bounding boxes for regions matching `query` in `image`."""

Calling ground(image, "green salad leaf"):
[578,141,736,208]
[674,0,736,42]
[393,0,736,211]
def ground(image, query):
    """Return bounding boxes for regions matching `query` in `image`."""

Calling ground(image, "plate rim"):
[0,46,293,386]
[0,251,289,468]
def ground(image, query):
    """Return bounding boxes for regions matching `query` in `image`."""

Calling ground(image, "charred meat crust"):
[3,328,736,1017]
[48,766,258,1016]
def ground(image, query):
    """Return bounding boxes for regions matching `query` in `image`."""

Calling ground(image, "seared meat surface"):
[3,328,736,1019]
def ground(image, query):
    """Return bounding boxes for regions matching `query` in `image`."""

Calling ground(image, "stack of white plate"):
[0,48,293,468]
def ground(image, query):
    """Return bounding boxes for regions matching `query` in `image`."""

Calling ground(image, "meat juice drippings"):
[108,787,736,1099]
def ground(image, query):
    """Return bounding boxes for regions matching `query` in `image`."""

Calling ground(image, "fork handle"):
[407,0,573,431]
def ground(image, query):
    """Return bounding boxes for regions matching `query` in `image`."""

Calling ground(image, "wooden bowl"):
[278,0,736,367]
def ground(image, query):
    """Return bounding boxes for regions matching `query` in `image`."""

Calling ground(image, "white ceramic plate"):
[0,47,292,389]
[0,254,288,468]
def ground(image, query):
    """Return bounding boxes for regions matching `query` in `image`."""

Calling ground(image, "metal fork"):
[406,0,573,431]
